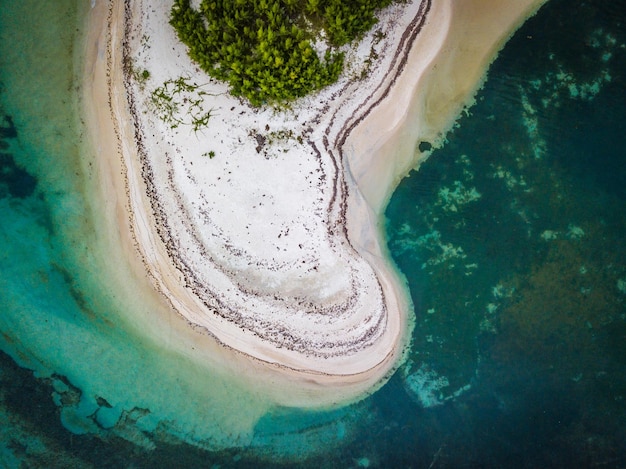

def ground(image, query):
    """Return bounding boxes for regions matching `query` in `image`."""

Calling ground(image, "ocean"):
[1,0,624,467]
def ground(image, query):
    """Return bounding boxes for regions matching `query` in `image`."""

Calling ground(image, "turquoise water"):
[1,0,625,467]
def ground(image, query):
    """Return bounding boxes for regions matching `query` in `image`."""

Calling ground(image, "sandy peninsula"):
[85,0,546,407]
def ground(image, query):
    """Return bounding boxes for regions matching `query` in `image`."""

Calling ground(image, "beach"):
[84,0,546,408]
[4,0,625,462]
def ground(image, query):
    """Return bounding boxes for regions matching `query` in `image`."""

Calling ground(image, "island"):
[84,0,546,408]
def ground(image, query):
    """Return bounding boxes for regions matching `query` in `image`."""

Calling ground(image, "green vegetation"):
[316,0,393,46]
[127,59,151,90]
[150,76,217,131]
[169,0,394,106]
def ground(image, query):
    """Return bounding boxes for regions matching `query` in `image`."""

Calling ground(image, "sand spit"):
[85,0,546,406]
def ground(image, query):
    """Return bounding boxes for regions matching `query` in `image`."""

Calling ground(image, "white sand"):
[85,0,546,408]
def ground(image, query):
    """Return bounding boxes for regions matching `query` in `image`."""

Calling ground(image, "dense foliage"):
[169,0,393,105]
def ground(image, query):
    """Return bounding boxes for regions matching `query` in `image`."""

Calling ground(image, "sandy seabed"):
[83,0,546,409]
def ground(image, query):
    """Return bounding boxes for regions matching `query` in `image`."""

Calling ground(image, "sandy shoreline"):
[112,0,425,377]
[84,0,546,407]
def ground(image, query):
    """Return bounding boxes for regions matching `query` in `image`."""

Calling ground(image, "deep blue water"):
[1,0,625,467]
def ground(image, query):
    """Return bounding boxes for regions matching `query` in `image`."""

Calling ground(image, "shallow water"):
[1,0,625,467]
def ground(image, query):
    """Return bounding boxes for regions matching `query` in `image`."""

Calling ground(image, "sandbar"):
[84,0,546,407]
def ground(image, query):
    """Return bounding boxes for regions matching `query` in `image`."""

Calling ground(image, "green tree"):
[170,0,394,106]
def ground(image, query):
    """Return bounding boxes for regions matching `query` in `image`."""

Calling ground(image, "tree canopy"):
[169,0,393,106]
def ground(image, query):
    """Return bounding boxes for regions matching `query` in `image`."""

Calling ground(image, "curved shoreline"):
[85,0,547,407]
[115,0,426,377]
